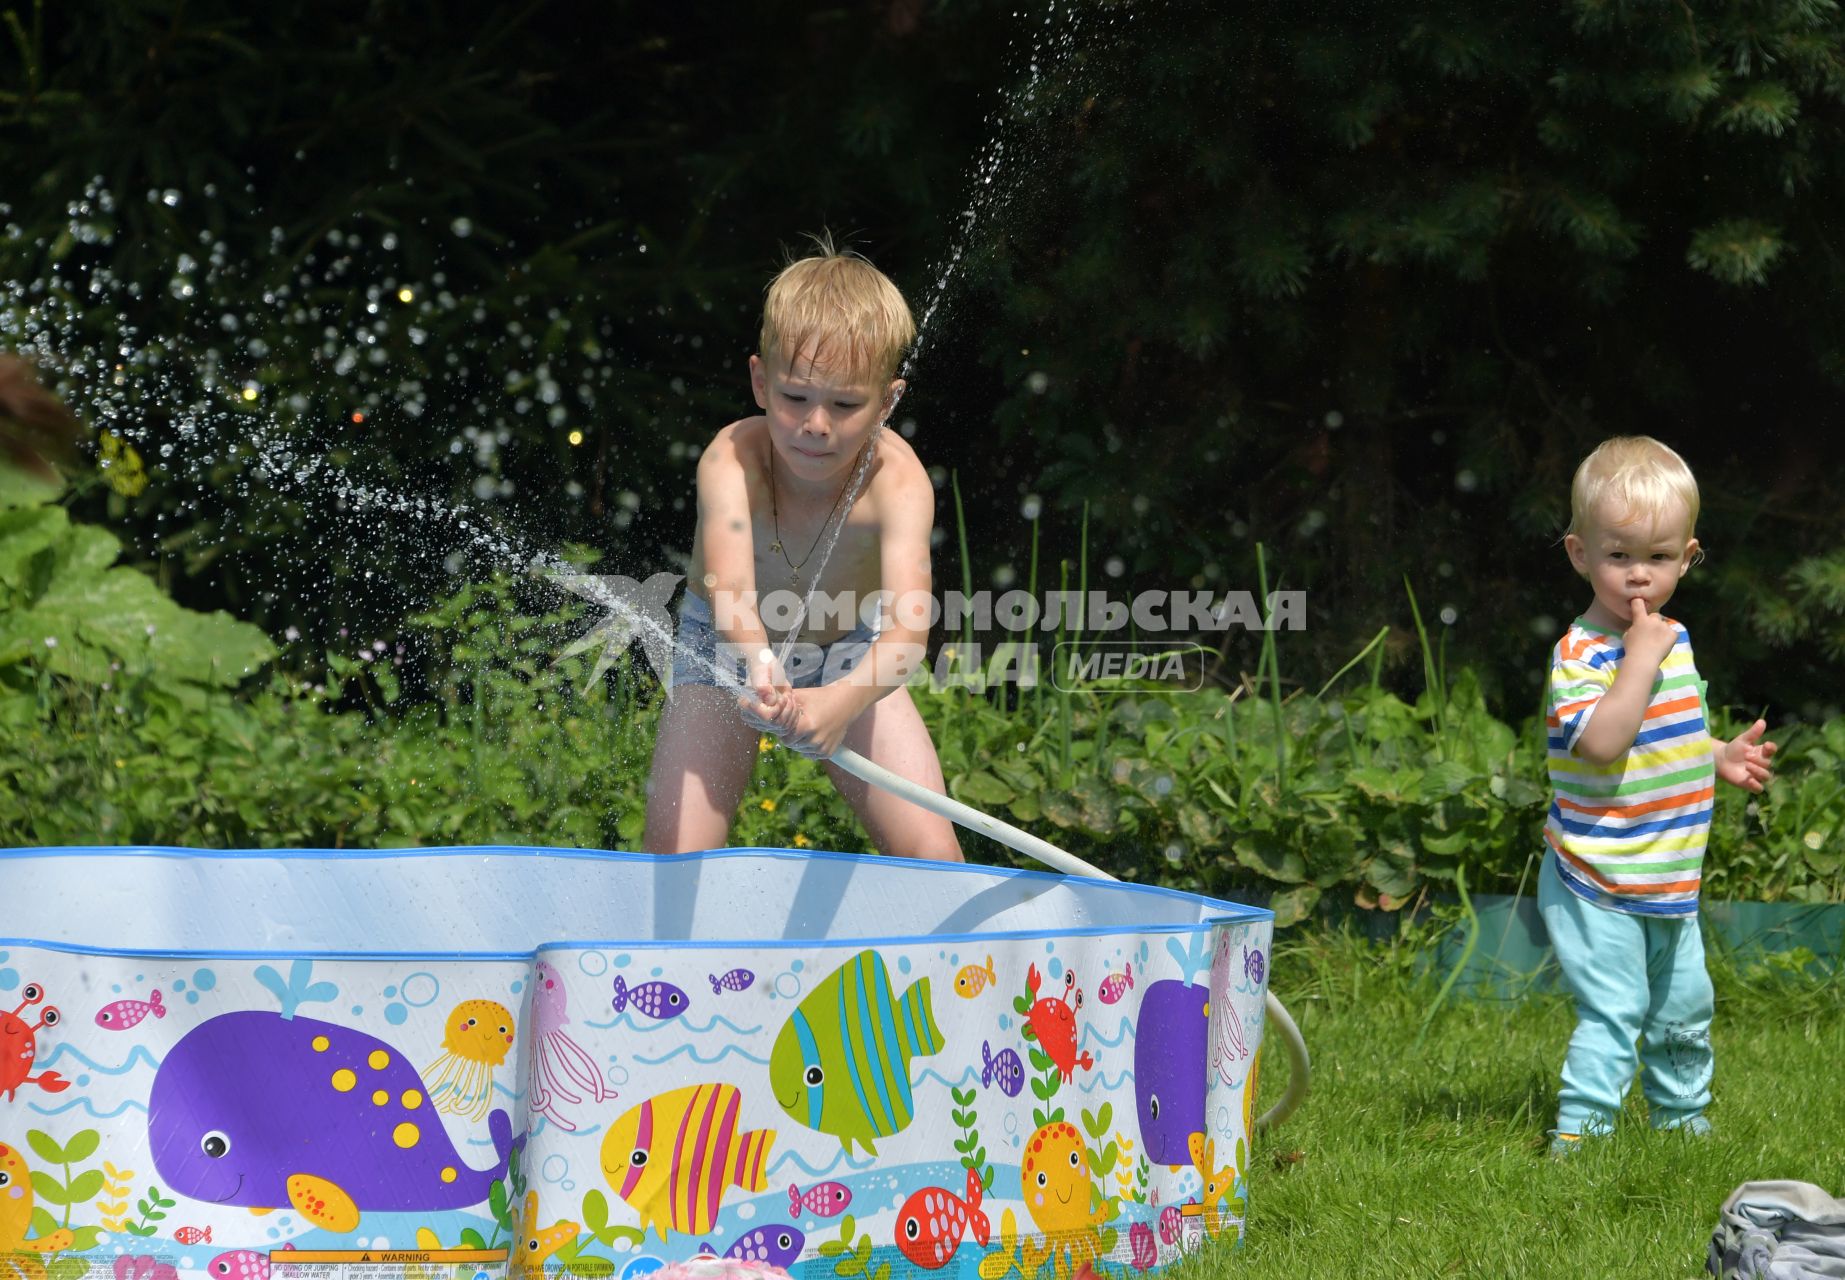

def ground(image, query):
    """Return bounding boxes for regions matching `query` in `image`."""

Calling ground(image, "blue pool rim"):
[0,842,1272,961]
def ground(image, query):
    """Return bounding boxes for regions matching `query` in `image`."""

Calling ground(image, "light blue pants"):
[1537,850,1714,1135]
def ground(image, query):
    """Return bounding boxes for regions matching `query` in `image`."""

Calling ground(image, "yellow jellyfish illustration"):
[422,999,515,1120]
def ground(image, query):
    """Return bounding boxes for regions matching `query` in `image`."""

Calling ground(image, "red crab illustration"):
[1024,963,1094,1083]
[2,983,70,1102]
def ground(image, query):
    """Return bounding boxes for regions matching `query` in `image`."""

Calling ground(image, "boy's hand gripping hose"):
[829,746,1309,1130]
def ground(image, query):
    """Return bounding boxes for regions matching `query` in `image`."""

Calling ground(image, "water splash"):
[2,0,1113,713]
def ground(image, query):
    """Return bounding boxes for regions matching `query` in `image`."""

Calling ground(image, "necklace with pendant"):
[768,441,865,591]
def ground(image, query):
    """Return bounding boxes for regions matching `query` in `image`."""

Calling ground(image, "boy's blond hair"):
[1568,435,1701,538]
[759,236,915,383]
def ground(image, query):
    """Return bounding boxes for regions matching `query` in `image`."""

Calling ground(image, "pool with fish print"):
[0,846,1271,1280]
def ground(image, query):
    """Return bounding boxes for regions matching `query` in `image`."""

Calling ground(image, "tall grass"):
[1169,927,1845,1279]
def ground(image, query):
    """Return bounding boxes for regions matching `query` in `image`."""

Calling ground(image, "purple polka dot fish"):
[700,1225,804,1269]
[980,1039,1023,1097]
[95,989,166,1030]
[1244,944,1266,988]
[708,968,755,995]
[789,1180,852,1217]
[611,975,689,1020]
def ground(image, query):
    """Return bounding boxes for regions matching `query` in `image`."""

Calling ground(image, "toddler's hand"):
[1716,718,1777,793]
[1621,598,1678,668]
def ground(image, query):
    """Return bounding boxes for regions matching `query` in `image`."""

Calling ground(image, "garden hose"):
[829,745,1310,1131]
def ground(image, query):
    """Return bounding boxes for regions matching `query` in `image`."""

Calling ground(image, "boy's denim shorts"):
[669,592,879,691]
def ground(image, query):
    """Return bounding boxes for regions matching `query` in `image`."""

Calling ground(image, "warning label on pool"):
[274,1249,508,1280]
[36,1259,509,1280]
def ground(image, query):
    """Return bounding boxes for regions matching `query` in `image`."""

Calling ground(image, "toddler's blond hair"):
[759,235,914,384]
[1567,435,1701,539]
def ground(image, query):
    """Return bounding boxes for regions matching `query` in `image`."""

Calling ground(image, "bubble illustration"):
[400,971,440,1007]
[578,952,609,978]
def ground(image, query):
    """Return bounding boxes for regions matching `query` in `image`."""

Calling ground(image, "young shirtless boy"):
[641,244,963,861]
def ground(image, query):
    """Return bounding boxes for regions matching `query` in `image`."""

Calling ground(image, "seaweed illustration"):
[95,1161,136,1233]
[950,1085,994,1193]
[25,1130,107,1252]
[482,1147,529,1251]
[1123,1148,1151,1207]
[1078,1107,1121,1256]
[817,1213,892,1280]
[974,1209,1052,1280]
[1011,976,1064,1130]
[253,959,339,1020]
[122,1184,175,1239]
[1109,1134,1149,1206]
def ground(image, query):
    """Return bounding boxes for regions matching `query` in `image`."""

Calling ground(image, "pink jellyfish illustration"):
[1209,936,1250,1084]
[527,960,615,1131]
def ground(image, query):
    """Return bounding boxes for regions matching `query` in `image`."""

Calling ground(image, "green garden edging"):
[1435,894,1845,1000]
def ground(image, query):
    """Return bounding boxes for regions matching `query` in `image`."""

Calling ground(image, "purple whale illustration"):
[148,1011,515,1227]
[1133,979,1208,1165]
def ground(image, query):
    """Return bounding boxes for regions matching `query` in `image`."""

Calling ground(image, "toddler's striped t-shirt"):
[1545,617,1715,918]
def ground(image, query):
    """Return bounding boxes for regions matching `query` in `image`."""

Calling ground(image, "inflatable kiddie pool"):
[0,846,1272,1280]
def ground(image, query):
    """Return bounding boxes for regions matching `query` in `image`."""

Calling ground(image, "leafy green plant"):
[949,1085,993,1193]
[0,492,272,692]
[123,1182,174,1239]
[25,1129,107,1251]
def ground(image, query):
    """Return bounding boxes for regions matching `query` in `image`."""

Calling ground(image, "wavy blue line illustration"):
[584,1011,763,1037]
[634,1043,771,1068]
[29,1096,148,1119]
[1074,1069,1132,1093]
[37,1042,161,1075]
[1080,1016,1135,1050]
[765,1144,876,1179]
[681,1015,763,1036]
[913,1066,983,1092]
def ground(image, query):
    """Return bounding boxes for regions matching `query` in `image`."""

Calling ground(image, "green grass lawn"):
[1174,927,1845,1279]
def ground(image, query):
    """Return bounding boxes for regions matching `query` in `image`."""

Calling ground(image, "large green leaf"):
[1234,834,1306,884]
[1269,884,1321,928]
[25,1130,66,1164]
[953,770,1015,807]
[0,506,67,593]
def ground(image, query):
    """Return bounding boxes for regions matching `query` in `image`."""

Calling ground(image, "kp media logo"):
[1049,641,1210,693]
